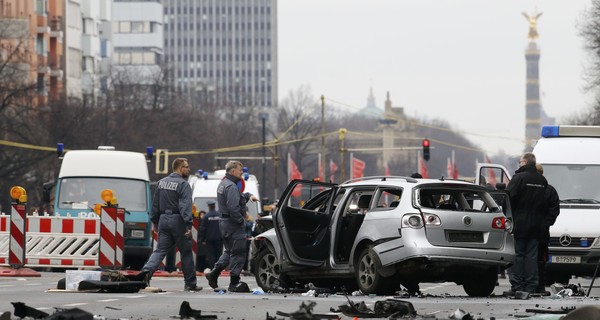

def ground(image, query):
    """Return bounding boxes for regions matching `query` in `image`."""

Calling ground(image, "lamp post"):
[258,112,269,198]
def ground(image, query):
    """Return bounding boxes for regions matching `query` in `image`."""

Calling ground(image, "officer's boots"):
[228,276,250,293]
[205,268,222,289]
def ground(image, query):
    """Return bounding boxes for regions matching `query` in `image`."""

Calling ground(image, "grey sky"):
[278,0,593,156]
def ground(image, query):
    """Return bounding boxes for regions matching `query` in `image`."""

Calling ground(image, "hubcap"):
[358,253,375,289]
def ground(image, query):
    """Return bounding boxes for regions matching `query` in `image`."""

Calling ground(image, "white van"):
[478,125,600,284]
[189,168,262,220]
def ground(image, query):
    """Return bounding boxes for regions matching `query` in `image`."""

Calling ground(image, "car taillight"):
[492,217,505,229]
[402,213,424,229]
[423,213,441,226]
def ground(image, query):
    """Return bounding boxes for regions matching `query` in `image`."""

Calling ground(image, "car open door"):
[273,179,336,268]
[475,163,512,189]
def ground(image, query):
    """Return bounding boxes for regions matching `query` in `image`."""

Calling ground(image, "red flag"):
[419,157,429,179]
[485,155,498,185]
[453,161,459,179]
[446,158,453,178]
[384,163,390,176]
[352,156,366,179]
[288,156,303,197]
[329,160,338,182]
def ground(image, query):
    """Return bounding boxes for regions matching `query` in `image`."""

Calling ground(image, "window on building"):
[120,21,131,33]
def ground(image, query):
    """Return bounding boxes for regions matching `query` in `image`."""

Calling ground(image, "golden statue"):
[522,11,543,40]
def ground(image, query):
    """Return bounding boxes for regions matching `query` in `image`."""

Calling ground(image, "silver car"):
[251,176,515,297]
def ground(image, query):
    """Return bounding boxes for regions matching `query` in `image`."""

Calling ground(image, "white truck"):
[478,125,600,284]
[47,146,154,270]
[189,168,262,220]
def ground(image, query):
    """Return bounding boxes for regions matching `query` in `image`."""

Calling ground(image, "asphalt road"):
[0,271,599,319]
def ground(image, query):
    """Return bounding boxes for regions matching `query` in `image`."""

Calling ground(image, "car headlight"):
[594,237,600,247]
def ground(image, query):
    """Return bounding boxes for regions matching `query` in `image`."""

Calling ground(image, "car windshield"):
[58,177,147,211]
[542,164,600,203]
[416,186,500,213]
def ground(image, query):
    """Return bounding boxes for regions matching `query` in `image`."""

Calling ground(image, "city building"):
[112,0,163,85]
[0,0,65,105]
[162,0,278,108]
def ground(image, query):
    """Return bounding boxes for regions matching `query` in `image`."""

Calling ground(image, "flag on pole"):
[485,155,498,185]
[288,153,303,197]
[453,160,459,179]
[318,153,324,182]
[384,162,390,176]
[419,156,429,178]
[446,157,453,178]
[329,160,338,182]
[351,155,366,179]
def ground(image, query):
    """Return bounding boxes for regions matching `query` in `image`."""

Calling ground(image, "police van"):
[478,125,600,284]
[47,146,154,269]
[189,168,262,220]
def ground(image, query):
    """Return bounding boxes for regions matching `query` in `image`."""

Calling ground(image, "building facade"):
[162,0,278,107]
[112,0,163,84]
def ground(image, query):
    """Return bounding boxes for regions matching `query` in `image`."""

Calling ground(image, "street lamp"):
[258,112,269,198]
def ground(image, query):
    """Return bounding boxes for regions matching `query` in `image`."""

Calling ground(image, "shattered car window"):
[416,187,500,213]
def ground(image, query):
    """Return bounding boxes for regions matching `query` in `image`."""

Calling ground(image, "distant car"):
[251,177,515,297]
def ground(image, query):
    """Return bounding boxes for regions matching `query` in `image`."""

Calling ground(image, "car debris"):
[54,270,148,293]
[448,308,474,320]
[11,302,49,319]
[275,301,339,319]
[177,301,217,320]
[334,296,417,319]
[525,306,576,314]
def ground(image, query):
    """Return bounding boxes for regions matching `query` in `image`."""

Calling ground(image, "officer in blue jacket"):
[199,200,222,270]
[205,160,258,292]
[141,158,201,291]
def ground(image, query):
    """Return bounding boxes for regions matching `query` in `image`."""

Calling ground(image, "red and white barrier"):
[99,206,125,269]
[9,203,26,268]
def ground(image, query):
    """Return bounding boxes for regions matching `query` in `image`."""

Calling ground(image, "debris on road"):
[276,301,339,319]
[11,302,49,319]
[178,301,217,319]
[448,308,474,320]
[335,297,417,318]
[525,306,575,314]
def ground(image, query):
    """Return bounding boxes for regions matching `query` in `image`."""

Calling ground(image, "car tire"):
[254,248,288,292]
[356,247,399,295]
[462,269,497,297]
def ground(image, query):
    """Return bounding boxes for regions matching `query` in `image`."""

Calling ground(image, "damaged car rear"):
[251,176,515,297]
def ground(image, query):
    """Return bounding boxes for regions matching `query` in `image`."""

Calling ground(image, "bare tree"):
[576,0,600,125]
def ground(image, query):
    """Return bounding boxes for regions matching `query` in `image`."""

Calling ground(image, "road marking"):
[0,285,15,288]
[25,283,41,286]
[97,299,119,302]
[62,303,89,307]
[124,295,145,299]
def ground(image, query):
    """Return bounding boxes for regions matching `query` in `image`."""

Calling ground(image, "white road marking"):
[62,302,89,307]
[97,299,119,302]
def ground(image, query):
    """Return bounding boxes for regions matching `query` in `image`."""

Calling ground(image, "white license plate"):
[549,255,581,264]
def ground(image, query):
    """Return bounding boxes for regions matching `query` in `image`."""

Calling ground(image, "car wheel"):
[254,248,288,291]
[356,247,399,295]
[462,270,497,297]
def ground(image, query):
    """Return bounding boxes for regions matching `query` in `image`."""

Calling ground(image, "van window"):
[58,178,147,211]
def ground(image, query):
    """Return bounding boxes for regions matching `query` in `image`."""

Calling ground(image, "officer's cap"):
[207,200,216,205]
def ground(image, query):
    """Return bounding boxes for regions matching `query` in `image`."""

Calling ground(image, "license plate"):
[549,256,581,264]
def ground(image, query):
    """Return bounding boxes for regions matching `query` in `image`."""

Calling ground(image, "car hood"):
[550,207,600,238]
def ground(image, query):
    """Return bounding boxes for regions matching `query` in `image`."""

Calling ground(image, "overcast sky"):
[278,0,594,157]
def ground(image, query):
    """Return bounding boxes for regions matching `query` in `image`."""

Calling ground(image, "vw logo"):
[559,234,572,247]
[462,216,472,226]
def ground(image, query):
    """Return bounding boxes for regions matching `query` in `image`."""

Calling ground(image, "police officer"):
[205,161,258,292]
[141,158,202,291]
[199,200,222,271]
[504,152,547,296]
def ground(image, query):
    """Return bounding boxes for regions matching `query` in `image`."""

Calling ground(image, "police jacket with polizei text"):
[199,209,221,243]
[507,164,548,238]
[150,172,193,229]
[216,173,250,225]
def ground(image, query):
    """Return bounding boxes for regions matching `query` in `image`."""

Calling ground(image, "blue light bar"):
[56,143,64,157]
[243,166,248,173]
[146,146,154,160]
[244,172,250,181]
[197,169,204,176]
[202,172,209,180]
[541,126,559,138]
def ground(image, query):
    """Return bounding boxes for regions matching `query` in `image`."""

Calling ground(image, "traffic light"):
[422,139,430,161]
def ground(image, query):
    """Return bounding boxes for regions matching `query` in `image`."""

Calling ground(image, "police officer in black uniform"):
[141,158,201,291]
[205,160,258,292]
[199,200,222,270]
[504,152,547,296]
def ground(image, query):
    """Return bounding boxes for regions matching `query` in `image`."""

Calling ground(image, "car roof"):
[341,176,479,188]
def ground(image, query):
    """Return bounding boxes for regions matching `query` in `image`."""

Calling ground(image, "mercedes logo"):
[559,234,572,247]
[462,216,472,226]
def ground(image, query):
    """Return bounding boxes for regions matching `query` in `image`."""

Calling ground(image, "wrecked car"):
[251,176,515,297]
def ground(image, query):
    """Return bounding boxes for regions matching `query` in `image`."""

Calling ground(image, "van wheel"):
[462,270,497,297]
[356,247,399,295]
[254,248,288,292]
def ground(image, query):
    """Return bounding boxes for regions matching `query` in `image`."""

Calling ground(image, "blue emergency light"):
[56,143,64,157]
[197,169,204,177]
[202,172,209,179]
[541,126,560,138]
[145,146,154,161]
